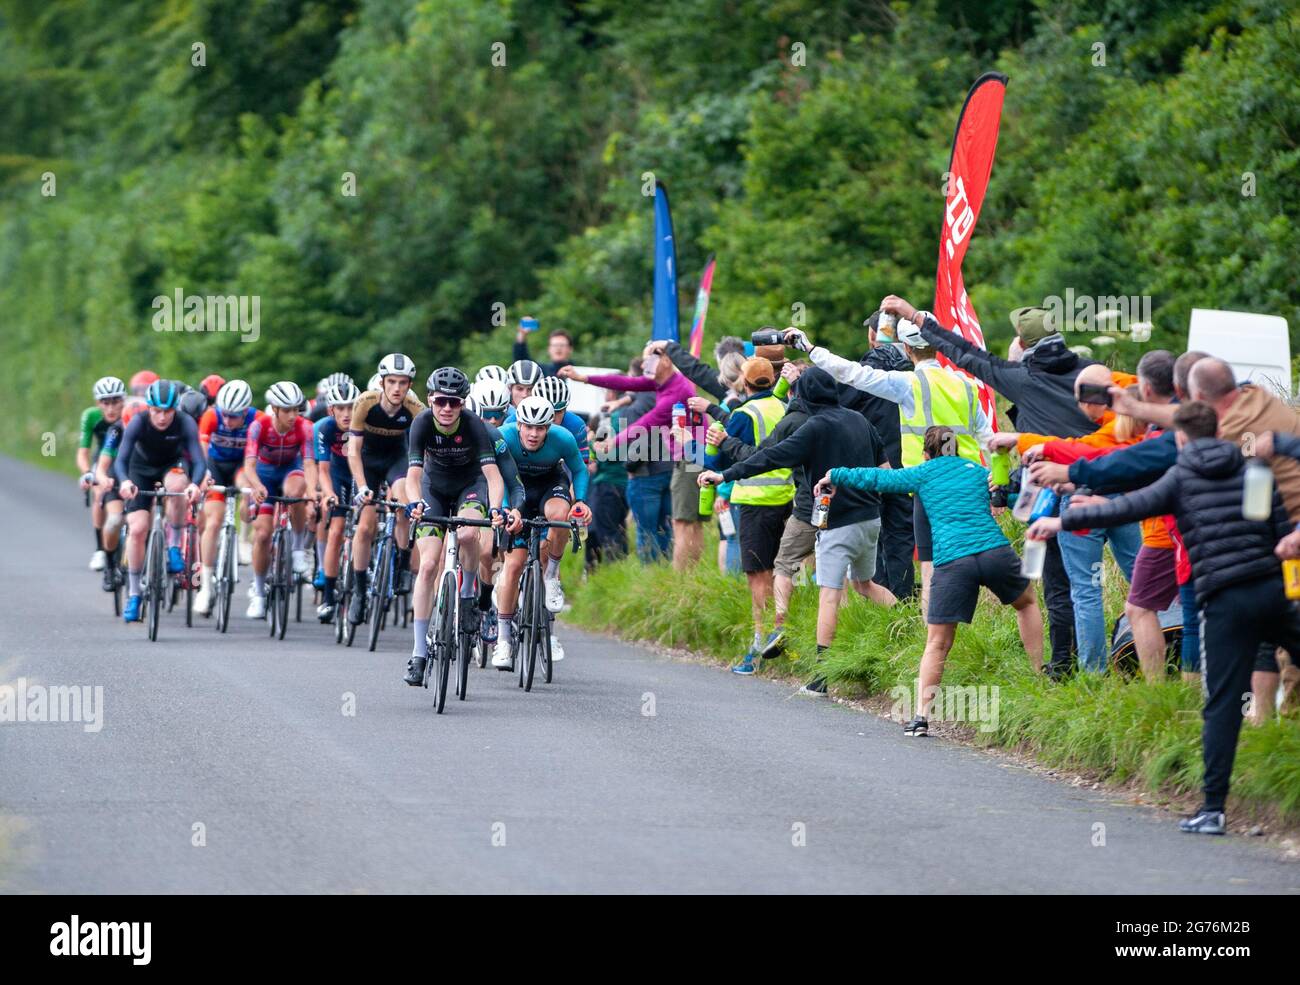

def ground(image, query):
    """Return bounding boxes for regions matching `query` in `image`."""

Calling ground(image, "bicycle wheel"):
[276,535,291,640]
[431,572,455,713]
[147,530,164,642]
[267,532,281,637]
[516,567,531,688]
[111,548,123,617]
[456,604,473,701]
[540,608,553,685]
[217,527,235,634]
[367,539,391,653]
[521,565,540,692]
[183,521,197,627]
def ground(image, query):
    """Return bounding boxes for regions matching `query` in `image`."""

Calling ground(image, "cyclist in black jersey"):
[113,380,207,622]
[346,353,423,624]
[402,367,521,685]
[78,376,128,577]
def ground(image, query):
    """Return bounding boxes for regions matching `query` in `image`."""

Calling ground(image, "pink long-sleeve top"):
[586,370,701,458]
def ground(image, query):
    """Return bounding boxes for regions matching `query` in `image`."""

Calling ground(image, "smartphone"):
[1077,382,1112,406]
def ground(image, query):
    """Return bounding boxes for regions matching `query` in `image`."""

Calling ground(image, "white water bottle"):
[717,507,736,538]
[1242,459,1273,521]
[1020,538,1046,579]
[1012,472,1042,523]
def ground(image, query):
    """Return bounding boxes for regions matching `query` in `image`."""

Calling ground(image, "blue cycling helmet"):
[145,379,181,409]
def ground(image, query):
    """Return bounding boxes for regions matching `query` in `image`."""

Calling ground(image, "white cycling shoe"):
[492,639,513,670]
[292,550,312,576]
[246,593,266,619]
[194,582,213,616]
[544,575,565,613]
[89,550,106,571]
[550,635,564,662]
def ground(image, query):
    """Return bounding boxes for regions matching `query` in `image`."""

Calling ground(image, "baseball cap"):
[741,356,775,389]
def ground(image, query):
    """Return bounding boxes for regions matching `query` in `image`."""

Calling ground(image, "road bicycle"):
[263,494,312,640]
[513,517,583,692]
[364,495,407,653]
[165,499,201,627]
[137,488,191,642]
[207,485,250,633]
[335,503,359,646]
[415,509,504,713]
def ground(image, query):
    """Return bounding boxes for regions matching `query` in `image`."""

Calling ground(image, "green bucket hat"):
[1009,306,1058,347]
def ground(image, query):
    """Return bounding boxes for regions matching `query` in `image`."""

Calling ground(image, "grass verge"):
[563,543,1300,826]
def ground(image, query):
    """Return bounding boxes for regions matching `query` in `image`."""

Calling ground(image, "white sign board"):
[564,367,621,421]
[1187,308,1291,397]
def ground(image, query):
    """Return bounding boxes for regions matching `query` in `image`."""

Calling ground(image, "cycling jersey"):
[198,407,256,463]
[504,406,591,463]
[350,390,424,463]
[100,421,124,460]
[312,415,351,464]
[245,413,312,469]
[78,407,116,456]
[112,412,206,486]
[407,409,496,494]
[498,422,589,502]
[483,420,525,509]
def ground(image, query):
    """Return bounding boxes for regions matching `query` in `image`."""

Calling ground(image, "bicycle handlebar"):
[262,495,313,505]
[207,484,254,495]
[519,516,586,554]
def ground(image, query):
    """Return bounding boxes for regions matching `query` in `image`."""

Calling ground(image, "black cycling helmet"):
[145,379,181,410]
[178,389,208,422]
[427,366,471,399]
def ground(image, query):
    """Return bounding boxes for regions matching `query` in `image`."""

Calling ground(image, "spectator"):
[821,425,1043,736]
[1032,351,1209,682]
[561,344,696,563]
[896,295,1101,677]
[997,363,1143,675]
[785,312,993,617]
[1113,358,1300,712]
[852,310,916,600]
[712,355,796,672]
[711,360,815,664]
[1029,402,1300,836]
[513,323,576,375]
[701,367,897,692]
[585,399,630,568]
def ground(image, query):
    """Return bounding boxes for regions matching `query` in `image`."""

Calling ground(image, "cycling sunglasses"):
[431,396,463,409]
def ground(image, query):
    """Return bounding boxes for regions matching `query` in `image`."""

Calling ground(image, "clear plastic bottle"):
[1242,459,1274,521]
[1012,472,1043,523]
[1020,538,1046,579]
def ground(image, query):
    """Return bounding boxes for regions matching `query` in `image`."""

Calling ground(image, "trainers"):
[798,675,828,696]
[246,594,266,620]
[167,546,184,574]
[404,656,427,687]
[123,595,142,623]
[550,635,564,662]
[544,574,565,613]
[89,550,107,572]
[316,602,335,623]
[1179,810,1226,835]
[481,604,498,643]
[760,629,785,660]
[348,591,367,625]
[492,638,513,670]
[731,649,758,675]
[903,716,929,737]
[292,549,311,577]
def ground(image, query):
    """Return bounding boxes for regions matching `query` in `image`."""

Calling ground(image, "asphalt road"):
[1,455,1296,893]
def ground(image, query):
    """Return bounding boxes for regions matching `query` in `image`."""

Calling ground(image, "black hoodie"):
[918,315,1099,438]
[720,368,885,528]
[1061,437,1293,604]
[717,390,813,520]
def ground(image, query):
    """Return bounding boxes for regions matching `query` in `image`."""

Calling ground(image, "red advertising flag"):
[934,73,1008,430]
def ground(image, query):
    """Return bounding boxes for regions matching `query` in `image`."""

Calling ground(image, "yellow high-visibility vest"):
[899,366,983,467]
[730,396,795,506]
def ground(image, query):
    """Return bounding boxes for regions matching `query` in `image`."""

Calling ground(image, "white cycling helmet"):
[377,352,416,379]
[471,379,511,413]
[267,380,305,409]
[367,373,383,392]
[215,379,253,414]
[515,394,555,427]
[93,376,127,400]
[896,317,930,350]
[507,359,543,387]
[463,394,480,415]
[326,379,360,406]
[476,364,509,384]
[534,375,570,411]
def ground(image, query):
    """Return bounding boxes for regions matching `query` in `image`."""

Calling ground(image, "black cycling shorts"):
[361,453,409,499]
[511,471,570,549]
[124,462,180,514]
[418,474,489,537]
